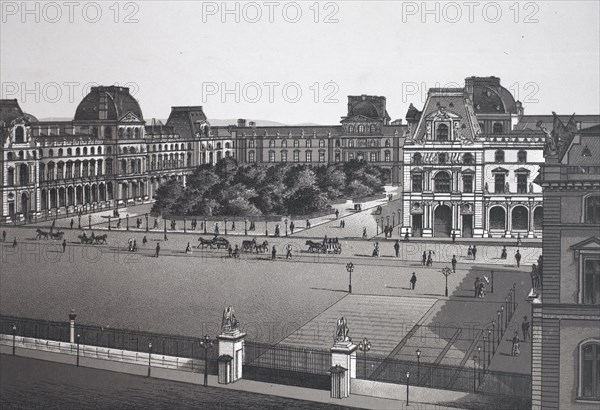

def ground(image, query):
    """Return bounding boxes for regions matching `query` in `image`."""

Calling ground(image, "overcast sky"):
[2,1,599,124]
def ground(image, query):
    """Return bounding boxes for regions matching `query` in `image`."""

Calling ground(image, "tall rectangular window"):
[412,174,423,192]
[319,151,325,162]
[269,151,275,162]
[370,152,377,162]
[306,151,312,162]
[463,175,473,193]
[495,174,505,193]
[517,174,527,193]
[281,151,287,162]
[583,258,600,305]
[293,151,299,162]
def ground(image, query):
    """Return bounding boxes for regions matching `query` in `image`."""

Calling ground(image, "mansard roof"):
[165,106,208,139]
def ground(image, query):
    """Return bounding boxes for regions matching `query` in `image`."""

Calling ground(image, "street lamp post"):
[501,305,505,332]
[346,262,354,293]
[244,219,248,236]
[199,335,214,387]
[477,346,481,384]
[147,341,153,377]
[88,215,92,230]
[381,217,384,233]
[406,371,410,406]
[490,270,494,293]
[184,217,187,233]
[442,267,452,297]
[108,215,111,230]
[224,218,228,235]
[265,217,268,237]
[487,328,492,364]
[473,355,478,392]
[482,336,487,371]
[392,212,395,227]
[204,217,207,234]
[76,333,81,367]
[416,348,421,380]
[505,297,509,322]
[492,321,497,353]
[358,338,371,379]
[78,213,81,229]
[145,213,149,232]
[285,219,288,237]
[126,213,130,231]
[512,283,516,311]
[12,324,16,355]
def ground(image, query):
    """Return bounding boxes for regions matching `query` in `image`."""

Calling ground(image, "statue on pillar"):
[334,317,351,343]
[221,306,240,334]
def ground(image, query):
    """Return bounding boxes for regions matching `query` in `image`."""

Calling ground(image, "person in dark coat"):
[12,237,17,248]
[62,239,67,253]
[410,272,417,290]
[2,230,6,242]
[422,251,427,266]
[452,231,456,243]
[501,246,508,259]
[394,240,400,257]
[404,231,409,242]
[472,245,478,260]
[290,221,295,234]
[155,243,160,257]
[515,250,522,267]
[452,255,457,273]
[271,245,277,260]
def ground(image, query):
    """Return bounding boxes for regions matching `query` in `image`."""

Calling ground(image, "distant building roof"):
[515,115,600,131]
[166,106,208,139]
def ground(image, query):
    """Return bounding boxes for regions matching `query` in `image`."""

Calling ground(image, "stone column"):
[218,307,246,384]
[68,309,76,343]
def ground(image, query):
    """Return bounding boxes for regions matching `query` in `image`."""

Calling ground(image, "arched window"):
[518,150,527,163]
[358,124,364,133]
[493,122,503,134]
[319,139,325,148]
[489,206,506,230]
[83,147,87,155]
[385,139,390,148]
[225,142,231,149]
[434,171,451,193]
[269,151,276,162]
[134,128,141,138]
[370,124,376,133]
[90,147,95,155]
[495,150,505,163]
[585,195,600,224]
[76,148,80,156]
[579,341,600,400]
[348,140,354,148]
[49,149,54,157]
[437,124,448,141]
[15,126,25,143]
[248,151,255,163]
[348,125,354,133]
[384,151,391,162]
[7,152,13,161]
[463,153,474,165]
[413,153,422,165]
[67,148,72,156]
[58,148,63,156]
[126,128,133,138]
[106,146,111,155]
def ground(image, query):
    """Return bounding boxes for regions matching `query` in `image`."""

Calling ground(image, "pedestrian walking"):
[467,245,473,259]
[394,240,400,257]
[500,246,508,259]
[290,221,295,234]
[70,219,74,229]
[521,316,530,342]
[164,232,168,241]
[185,242,192,253]
[153,218,159,229]
[515,250,522,267]
[2,230,6,242]
[133,240,138,252]
[472,245,477,260]
[372,242,380,257]
[271,245,277,260]
[142,236,148,245]
[306,219,311,229]
[474,277,480,298]
[410,272,417,290]
[362,227,367,239]
[228,245,233,257]
[452,255,457,273]
[12,237,17,248]
[286,244,292,259]
[155,243,160,257]
[452,231,456,243]
[511,331,521,356]
[426,250,434,267]
[404,231,409,242]
[62,239,67,253]
[335,209,339,219]
[516,233,522,247]
[422,251,427,266]
[233,245,240,259]
[275,225,280,237]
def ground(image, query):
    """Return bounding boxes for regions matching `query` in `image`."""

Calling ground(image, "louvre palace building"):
[2,78,598,231]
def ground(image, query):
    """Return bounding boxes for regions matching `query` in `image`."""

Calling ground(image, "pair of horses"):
[241,238,269,253]
[36,229,64,241]
[78,232,108,245]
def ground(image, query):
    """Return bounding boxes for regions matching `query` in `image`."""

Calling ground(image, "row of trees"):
[152,157,386,217]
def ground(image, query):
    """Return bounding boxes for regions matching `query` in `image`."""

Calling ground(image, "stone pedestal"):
[330,364,348,399]
[217,330,246,384]
[218,355,233,384]
[68,310,76,343]
[331,341,357,395]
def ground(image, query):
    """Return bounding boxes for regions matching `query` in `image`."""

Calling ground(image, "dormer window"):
[370,124,376,134]
[348,125,354,133]
[358,125,364,133]
[15,126,25,144]
[437,124,448,141]
[493,122,503,134]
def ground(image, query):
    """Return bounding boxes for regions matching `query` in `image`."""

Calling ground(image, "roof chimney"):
[238,119,246,128]
[249,121,256,128]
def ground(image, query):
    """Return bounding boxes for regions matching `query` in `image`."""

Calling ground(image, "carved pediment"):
[119,112,143,123]
[426,109,461,121]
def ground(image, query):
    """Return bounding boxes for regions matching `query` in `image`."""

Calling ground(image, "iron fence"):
[0,315,219,374]
[356,352,531,399]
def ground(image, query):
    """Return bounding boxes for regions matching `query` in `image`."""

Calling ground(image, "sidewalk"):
[1,345,462,409]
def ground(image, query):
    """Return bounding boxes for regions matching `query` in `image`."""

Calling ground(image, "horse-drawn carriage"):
[305,240,342,254]
[36,229,64,240]
[240,237,269,253]
[78,232,108,245]
[198,236,230,250]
